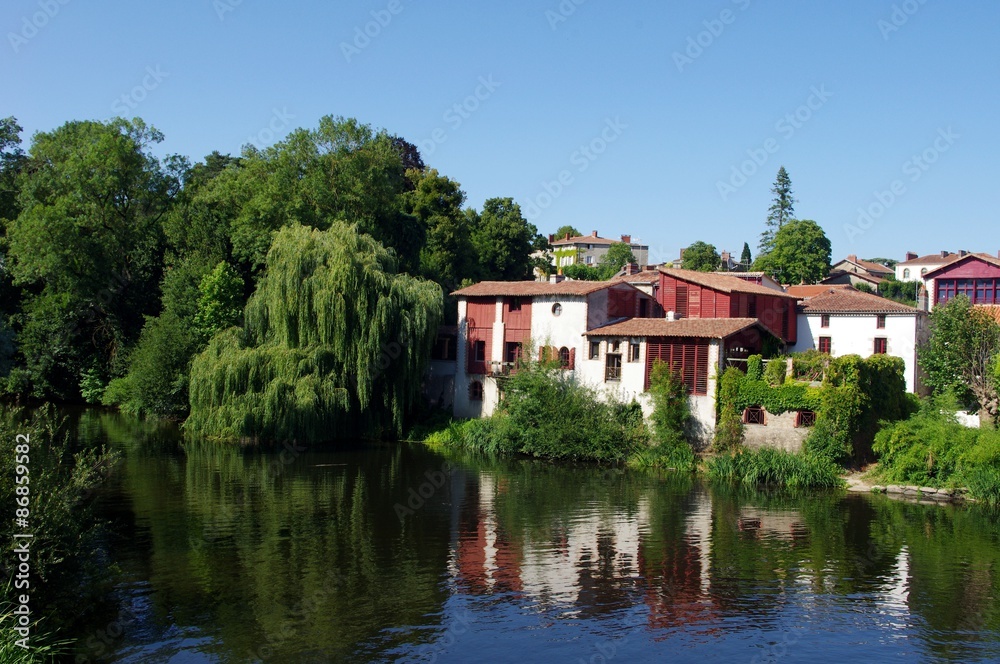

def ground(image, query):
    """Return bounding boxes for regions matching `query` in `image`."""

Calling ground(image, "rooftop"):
[452,279,634,298]
[785,284,853,299]
[797,287,920,314]
[584,317,761,339]
[551,231,647,247]
[899,251,994,266]
[835,255,895,275]
[923,252,1000,278]
[659,268,799,298]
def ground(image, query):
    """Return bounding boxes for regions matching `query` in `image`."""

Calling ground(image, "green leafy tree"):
[5,118,181,399]
[681,241,721,272]
[740,242,752,270]
[919,295,1000,422]
[754,219,831,285]
[186,222,443,443]
[470,198,539,281]
[0,116,26,224]
[403,168,475,292]
[554,225,581,239]
[759,166,796,255]
[193,261,244,342]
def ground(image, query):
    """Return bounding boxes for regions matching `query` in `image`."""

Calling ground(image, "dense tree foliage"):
[754,219,831,285]
[4,118,182,399]
[186,223,443,442]
[470,197,541,281]
[553,224,581,239]
[919,295,1000,422]
[740,242,752,270]
[0,114,542,424]
[681,241,720,272]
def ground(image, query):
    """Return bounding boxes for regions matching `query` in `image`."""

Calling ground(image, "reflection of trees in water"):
[110,438,455,661]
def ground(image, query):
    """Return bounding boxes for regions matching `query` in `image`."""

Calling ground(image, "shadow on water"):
[63,409,1000,662]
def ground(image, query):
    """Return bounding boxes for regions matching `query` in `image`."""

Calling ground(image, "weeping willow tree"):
[186,222,443,443]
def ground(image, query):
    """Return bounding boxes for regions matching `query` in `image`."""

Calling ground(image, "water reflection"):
[66,411,1000,663]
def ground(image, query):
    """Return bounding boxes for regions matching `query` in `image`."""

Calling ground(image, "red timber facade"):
[657,269,798,345]
[645,338,710,394]
[924,254,1000,308]
[465,297,496,374]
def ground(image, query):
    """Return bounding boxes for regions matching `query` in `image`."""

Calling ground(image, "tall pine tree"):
[740,242,752,271]
[758,166,796,256]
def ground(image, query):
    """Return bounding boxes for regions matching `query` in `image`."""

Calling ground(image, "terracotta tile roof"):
[899,252,994,267]
[834,257,894,275]
[798,288,920,314]
[975,305,1000,323]
[614,270,660,284]
[823,270,886,285]
[658,268,799,298]
[785,284,852,299]
[452,280,633,297]
[923,253,1000,278]
[551,234,647,247]
[584,317,760,339]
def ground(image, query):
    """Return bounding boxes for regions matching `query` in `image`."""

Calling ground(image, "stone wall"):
[741,409,811,453]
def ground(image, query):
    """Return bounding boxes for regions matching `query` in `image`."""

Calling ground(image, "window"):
[611,340,621,353]
[469,381,483,401]
[818,336,831,354]
[473,340,487,362]
[629,342,641,362]
[903,268,910,279]
[504,342,522,364]
[639,299,649,318]
[605,353,622,381]
[508,297,522,312]
[551,303,562,316]
[820,314,830,328]
[795,410,817,428]
[876,314,886,329]
[920,268,928,276]
[585,255,594,265]
[431,334,457,361]
[747,295,757,318]
[589,341,601,360]
[743,406,766,425]
[874,337,887,354]
[558,346,571,368]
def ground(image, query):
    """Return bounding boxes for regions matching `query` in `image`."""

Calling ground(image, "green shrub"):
[791,349,828,382]
[803,417,851,464]
[648,360,690,445]
[961,466,1000,506]
[713,403,744,453]
[627,441,695,472]
[707,448,844,490]
[746,355,764,381]
[763,356,788,386]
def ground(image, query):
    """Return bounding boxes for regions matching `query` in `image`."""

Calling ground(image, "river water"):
[65,409,1000,663]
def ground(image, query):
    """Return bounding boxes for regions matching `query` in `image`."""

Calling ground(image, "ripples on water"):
[63,410,1000,663]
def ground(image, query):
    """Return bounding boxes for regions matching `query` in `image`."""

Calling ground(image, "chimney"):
[549,273,565,283]
[940,250,950,258]
[905,251,918,261]
[666,311,676,321]
[548,233,554,243]
[621,234,631,244]
[959,249,968,257]
[627,262,639,275]
[721,250,731,262]
[847,254,857,263]
[591,230,598,238]
[565,232,571,241]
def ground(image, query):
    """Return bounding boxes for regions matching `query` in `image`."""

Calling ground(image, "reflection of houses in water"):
[452,474,522,595]
[736,507,809,541]
[639,489,721,630]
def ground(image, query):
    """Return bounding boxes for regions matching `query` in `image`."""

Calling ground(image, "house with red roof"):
[824,255,894,291]
[788,286,927,393]
[451,268,798,445]
[550,230,649,268]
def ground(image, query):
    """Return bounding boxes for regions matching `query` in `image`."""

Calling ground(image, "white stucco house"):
[786,286,927,393]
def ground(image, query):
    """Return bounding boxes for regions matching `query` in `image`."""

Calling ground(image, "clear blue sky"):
[3,0,998,265]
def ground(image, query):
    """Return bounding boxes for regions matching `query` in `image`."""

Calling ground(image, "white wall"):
[790,312,922,393]
[896,263,940,283]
